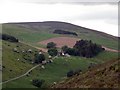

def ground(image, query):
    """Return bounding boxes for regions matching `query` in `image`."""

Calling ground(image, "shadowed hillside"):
[52,59,120,88]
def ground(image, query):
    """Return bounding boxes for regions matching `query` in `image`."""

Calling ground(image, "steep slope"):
[2,40,39,81]
[52,59,120,88]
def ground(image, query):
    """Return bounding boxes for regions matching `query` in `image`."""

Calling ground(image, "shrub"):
[32,79,45,88]
[66,48,79,56]
[34,54,45,64]
[67,70,74,77]
[74,69,82,75]
[48,48,58,56]
[9,69,12,72]
[47,42,56,48]
[73,40,104,58]
[61,45,69,53]
[2,66,5,68]
[1,34,19,42]
[64,40,104,58]
[53,29,78,36]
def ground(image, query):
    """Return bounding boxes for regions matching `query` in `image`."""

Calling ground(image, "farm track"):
[21,41,119,53]
[102,46,119,53]
[20,41,48,52]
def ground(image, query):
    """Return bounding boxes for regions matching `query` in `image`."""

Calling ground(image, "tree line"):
[53,29,78,36]
[62,39,104,58]
[1,33,19,42]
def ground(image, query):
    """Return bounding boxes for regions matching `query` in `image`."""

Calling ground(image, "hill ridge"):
[4,21,118,39]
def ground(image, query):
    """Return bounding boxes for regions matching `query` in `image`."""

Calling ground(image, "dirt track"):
[102,46,119,53]
[21,38,119,53]
[1,64,41,84]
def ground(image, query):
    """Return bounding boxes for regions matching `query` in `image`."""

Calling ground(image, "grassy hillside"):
[2,21,119,88]
[2,24,60,47]
[52,59,120,88]
[2,40,38,81]
[2,21,119,50]
[3,51,118,88]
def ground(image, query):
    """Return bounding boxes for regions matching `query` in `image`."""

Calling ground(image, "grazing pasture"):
[3,51,118,88]
[2,40,38,81]
[2,22,119,88]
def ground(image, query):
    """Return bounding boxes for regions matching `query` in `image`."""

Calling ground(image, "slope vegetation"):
[52,59,120,88]
[2,40,38,81]
[3,51,118,88]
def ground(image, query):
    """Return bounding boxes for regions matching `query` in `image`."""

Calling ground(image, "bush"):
[53,29,78,36]
[66,48,79,56]
[61,45,69,53]
[34,54,45,64]
[48,48,58,56]
[67,69,82,77]
[67,70,74,77]
[1,34,19,42]
[74,40,104,57]
[32,79,45,88]
[74,69,82,76]
[47,42,56,48]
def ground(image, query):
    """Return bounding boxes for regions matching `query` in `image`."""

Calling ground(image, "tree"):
[32,79,45,88]
[48,48,58,56]
[53,29,78,36]
[47,42,56,48]
[66,48,79,56]
[35,54,45,63]
[73,39,104,58]
[1,34,19,42]
[62,40,104,58]
[61,45,69,53]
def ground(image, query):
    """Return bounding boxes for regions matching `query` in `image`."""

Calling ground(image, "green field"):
[3,51,118,88]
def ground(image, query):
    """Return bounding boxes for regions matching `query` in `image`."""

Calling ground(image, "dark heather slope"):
[52,59,120,88]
